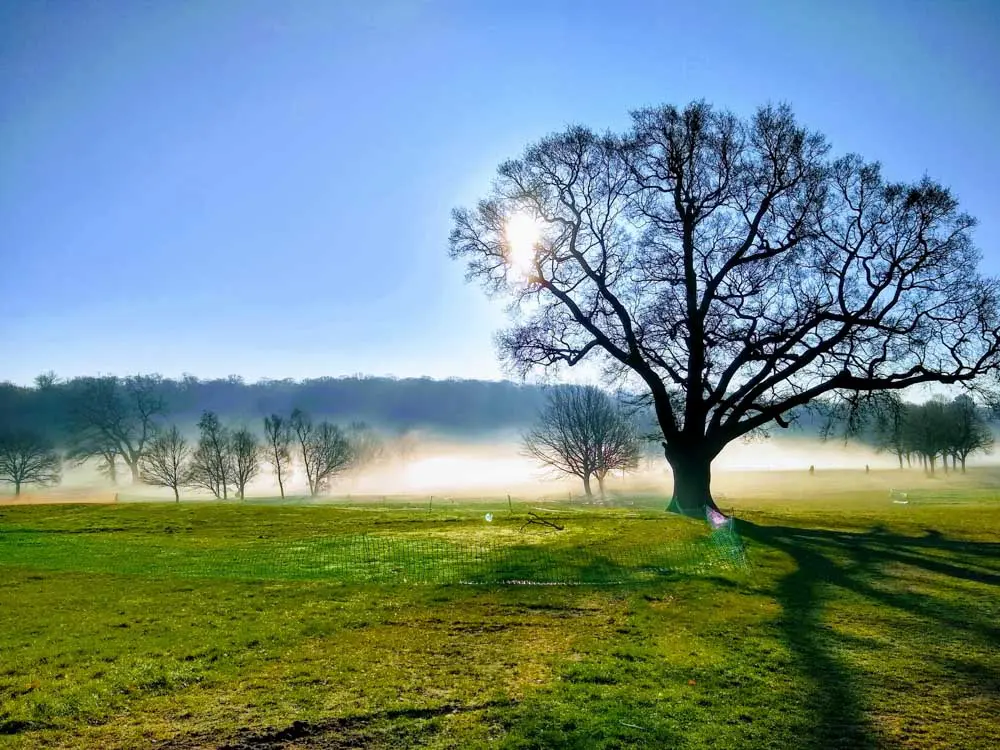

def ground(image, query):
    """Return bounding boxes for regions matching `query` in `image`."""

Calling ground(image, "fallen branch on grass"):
[519,512,565,533]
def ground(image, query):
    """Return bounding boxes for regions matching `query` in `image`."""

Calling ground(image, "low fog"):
[13,432,991,504]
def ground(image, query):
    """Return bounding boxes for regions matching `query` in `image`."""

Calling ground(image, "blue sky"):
[2,0,998,386]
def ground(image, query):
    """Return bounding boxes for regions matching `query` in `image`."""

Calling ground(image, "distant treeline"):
[0,374,555,440]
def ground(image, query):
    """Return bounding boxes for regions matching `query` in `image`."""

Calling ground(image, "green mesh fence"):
[0,527,748,585]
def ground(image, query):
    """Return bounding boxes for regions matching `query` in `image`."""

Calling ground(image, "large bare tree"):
[450,101,1000,516]
[263,414,292,498]
[290,409,353,496]
[0,432,62,496]
[140,426,190,502]
[66,375,166,484]
[524,385,639,498]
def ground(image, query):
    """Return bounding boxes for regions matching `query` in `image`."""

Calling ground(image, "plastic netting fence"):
[0,527,748,585]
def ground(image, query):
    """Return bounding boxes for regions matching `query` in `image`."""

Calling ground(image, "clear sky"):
[2,0,998,386]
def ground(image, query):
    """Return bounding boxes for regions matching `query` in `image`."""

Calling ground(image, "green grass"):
[1,480,998,749]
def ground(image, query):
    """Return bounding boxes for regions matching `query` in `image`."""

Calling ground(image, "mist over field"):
[16,430,974,506]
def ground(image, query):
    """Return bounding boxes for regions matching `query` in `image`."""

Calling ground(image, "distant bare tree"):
[0,432,62,496]
[905,400,952,475]
[593,419,641,498]
[140,426,190,502]
[66,375,166,483]
[347,421,384,472]
[231,427,260,500]
[188,411,234,499]
[868,393,912,469]
[290,409,353,496]
[946,395,994,472]
[524,386,639,498]
[392,429,419,464]
[263,414,292,498]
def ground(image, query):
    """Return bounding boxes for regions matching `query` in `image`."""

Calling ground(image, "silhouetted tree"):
[188,411,233,499]
[290,409,353,496]
[230,427,260,500]
[140,426,190,502]
[945,395,993,472]
[871,393,912,469]
[0,432,61,496]
[905,400,952,475]
[263,414,292,498]
[524,386,640,498]
[451,100,1000,516]
[66,375,166,483]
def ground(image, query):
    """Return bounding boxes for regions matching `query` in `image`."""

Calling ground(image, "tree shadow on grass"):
[739,520,1000,749]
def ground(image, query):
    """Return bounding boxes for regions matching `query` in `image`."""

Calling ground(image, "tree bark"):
[666,451,721,518]
[581,473,593,498]
[277,472,285,499]
[596,473,606,499]
[129,462,141,484]
[14,480,21,497]
[898,454,903,469]
[173,486,179,503]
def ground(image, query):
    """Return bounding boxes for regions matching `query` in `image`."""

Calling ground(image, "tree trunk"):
[596,473,606,499]
[129,461,141,484]
[666,451,721,518]
[928,455,936,475]
[961,456,967,473]
[581,473,593,498]
[14,480,21,497]
[173,486,180,503]
[277,471,285,499]
[898,454,903,469]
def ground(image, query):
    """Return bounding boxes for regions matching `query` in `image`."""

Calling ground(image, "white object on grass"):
[485,513,493,522]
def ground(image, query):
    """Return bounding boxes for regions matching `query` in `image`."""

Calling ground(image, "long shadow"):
[739,520,1000,749]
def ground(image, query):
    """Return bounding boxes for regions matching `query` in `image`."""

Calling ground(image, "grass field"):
[1,473,998,749]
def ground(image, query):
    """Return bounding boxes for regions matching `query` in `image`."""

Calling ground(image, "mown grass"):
[1,477,998,749]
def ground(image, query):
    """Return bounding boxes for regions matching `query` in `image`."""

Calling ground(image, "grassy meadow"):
[1,470,998,749]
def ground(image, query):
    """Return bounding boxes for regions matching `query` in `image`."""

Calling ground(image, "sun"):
[504,211,542,276]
